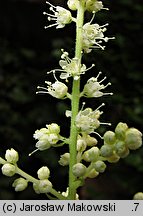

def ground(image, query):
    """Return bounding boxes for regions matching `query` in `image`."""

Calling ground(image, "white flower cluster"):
[33,123,60,151]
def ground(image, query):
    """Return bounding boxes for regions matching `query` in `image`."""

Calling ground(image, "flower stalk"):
[68,0,85,200]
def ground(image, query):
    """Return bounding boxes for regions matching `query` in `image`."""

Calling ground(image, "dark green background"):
[0,0,143,199]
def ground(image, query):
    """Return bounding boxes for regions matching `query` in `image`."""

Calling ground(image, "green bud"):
[33,179,52,194]
[125,128,142,150]
[103,131,116,145]
[12,178,28,192]
[133,192,143,200]
[5,148,19,164]
[72,163,86,177]
[92,160,106,173]
[115,141,129,158]
[86,168,99,178]
[100,145,113,157]
[58,153,70,166]
[83,147,100,162]
[115,122,128,140]
[1,163,16,177]
[37,166,50,180]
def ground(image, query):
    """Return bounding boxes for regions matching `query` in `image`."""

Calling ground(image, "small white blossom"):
[72,163,87,177]
[86,0,108,13]
[5,148,19,164]
[43,2,72,29]
[37,81,68,99]
[12,178,28,192]
[59,51,87,80]
[37,166,50,180]
[82,22,114,53]
[67,0,78,10]
[33,123,60,151]
[33,179,52,194]
[82,71,113,98]
[1,163,16,177]
[59,153,70,166]
[46,123,60,134]
[46,50,94,81]
[75,103,111,134]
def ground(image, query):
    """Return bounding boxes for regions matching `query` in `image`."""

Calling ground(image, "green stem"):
[68,0,85,200]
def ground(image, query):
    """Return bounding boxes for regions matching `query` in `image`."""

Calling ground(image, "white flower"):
[37,166,50,180]
[43,2,72,29]
[75,103,111,134]
[37,81,68,99]
[33,128,49,140]
[46,50,95,81]
[67,0,78,10]
[33,179,52,194]
[82,71,113,98]
[33,124,60,151]
[5,148,19,164]
[86,0,108,13]
[12,178,28,192]
[82,22,114,53]
[1,163,16,177]
[58,153,70,166]
[59,51,87,80]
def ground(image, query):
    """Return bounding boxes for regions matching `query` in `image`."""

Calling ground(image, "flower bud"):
[36,139,51,151]
[92,160,106,173]
[5,148,19,164]
[100,145,113,157]
[83,147,100,162]
[115,122,128,140]
[103,131,116,145]
[133,192,143,200]
[115,141,129,158]
[59,153,70,166]
[87,168,99,178]
[46,123,60,134]
[125,128,142,150]
[72,163,86,177]
[77,138,87,152]
[37,166,50,180]
[86,0,104,13]
[86,135,98,147]
[67,0,78,10]
[107,152,120,163]
[33,179,52,194]
[12,178,28,192]
[1,163,16,177]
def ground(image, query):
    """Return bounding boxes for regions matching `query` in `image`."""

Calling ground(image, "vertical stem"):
[68,0,85,200]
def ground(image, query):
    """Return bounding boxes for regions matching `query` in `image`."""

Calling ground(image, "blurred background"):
[0,0,143,199]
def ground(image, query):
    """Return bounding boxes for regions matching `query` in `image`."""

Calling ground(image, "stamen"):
[29,149,39,156]
[46,1,56,9]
